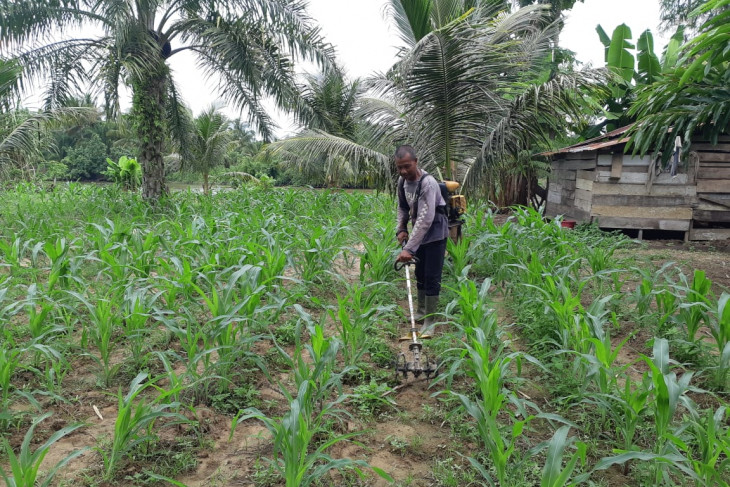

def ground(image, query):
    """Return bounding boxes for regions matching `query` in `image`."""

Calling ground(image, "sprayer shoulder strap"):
[398,174,430,210]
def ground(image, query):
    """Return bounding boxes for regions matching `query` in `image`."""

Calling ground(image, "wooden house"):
[543,126,730,241]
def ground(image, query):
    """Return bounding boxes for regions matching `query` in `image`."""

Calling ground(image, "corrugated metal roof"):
[540,124,633,156]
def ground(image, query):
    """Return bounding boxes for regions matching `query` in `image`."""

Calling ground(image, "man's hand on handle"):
[396,231,413,263]
[396,249,414,263]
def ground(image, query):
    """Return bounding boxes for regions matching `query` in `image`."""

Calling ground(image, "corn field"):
[0,183,729,486]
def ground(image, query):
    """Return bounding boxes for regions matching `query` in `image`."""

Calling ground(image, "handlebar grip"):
[394,255,418,271]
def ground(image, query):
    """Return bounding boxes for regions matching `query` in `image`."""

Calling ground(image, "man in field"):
[395,145,449,334]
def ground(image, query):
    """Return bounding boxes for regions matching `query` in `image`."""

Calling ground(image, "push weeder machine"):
[393,256,438,380]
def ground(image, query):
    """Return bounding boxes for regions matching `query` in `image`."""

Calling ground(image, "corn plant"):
[539,426,588,487]
[665,406,730,486]
[234,380,386,487]
[294,223,348,284]
[631,262,677,323]
[673,270,713,344]
[582,372,651,472]
[444,327,536,486]
[23,284,60,341]
[101,372,184,481]
[121,285,162,365]
[0,412,86,487]
[191,265,260,319]
[155,255,197,306]
[233,314,392,487]
[444,271,497,339]
[644,338,696,443]
[445,234,473,279]
[709,292,730,389]
[328,282,395,369]
[129,228,161,277]
[358,227,397,283]
[280,310,349,416]
[70,291,120,386]
[245,239,287,288]
[0,345,23,420]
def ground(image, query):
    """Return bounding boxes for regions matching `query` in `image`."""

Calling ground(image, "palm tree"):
[0,59,96,179]
[275,64,375,187]
[628,0,730,160]
[271,0,601,202]
[0,0,332,201]
[188,105,231,195]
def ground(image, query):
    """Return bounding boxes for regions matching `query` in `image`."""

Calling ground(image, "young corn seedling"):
[191,264,260,320]
[444,328,536,486]
[0,412,86,487]
[23,284,60,341]
[630,262,676,323]
[121,285,162,365]
[444,271,498,340]
[328,282,394,369]
[0,345,23,422]
[101,372,184,481]
[445,234,473,280]
[129,228,161,277]
[675,270,713,344]
[70,291,120,386]
[41,237,75,293]
[668,406,730,486]
[709,292,730,389]
[538,426,589,487]
[0,235,24,269]
[233,328,393,487]
[358,226,397,283]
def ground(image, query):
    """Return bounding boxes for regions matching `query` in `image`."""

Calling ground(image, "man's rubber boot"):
[419,294,440,338]
[413,290,426,322]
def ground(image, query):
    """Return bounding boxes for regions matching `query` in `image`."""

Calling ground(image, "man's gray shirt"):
[397,171,449,254]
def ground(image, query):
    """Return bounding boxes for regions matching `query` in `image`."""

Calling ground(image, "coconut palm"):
[271,0,602,202]
[275,64,377,187]
[0,0,333,201]
[187,106,231,195]
[0,59,96,179]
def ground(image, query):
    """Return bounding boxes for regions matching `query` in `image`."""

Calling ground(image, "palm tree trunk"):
[132,71,168,201]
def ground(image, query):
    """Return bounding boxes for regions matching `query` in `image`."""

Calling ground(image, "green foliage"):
[61,131,108,180]
[589,23,666,135]
[101,372,183,480]
[0,413,86,487]
[350,380,398,418]
[104,155,142,190]
[629,0,730,160]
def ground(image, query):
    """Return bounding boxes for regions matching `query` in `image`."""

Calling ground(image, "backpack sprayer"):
[393,255,438,380]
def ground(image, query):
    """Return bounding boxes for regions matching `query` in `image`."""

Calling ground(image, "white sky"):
[23,0,672,137]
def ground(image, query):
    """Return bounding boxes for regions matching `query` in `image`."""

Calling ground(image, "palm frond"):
[0,107,96,167]
[468,69,608,189]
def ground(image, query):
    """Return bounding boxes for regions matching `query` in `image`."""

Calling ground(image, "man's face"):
[395,155,419,181]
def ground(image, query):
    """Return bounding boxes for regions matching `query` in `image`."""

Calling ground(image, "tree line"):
[0,0,727,204]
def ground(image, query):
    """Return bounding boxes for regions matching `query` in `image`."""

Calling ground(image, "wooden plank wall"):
[547,135,730,239]
[592,149,691,231]
[546,152,595,221]
[692,135,730,238]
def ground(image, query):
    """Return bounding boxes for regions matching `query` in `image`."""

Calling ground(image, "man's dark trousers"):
[414,238,447,296]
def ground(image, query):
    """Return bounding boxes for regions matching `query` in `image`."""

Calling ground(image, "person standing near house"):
[395,145,449,334]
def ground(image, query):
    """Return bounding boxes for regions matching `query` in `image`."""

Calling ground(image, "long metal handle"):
[402,263,423,372]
